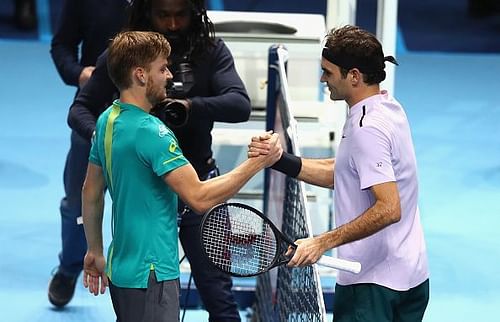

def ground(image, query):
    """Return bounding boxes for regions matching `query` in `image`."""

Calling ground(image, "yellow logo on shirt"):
[169,140,177,153]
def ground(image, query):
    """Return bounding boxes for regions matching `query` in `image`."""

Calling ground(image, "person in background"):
[67,0,251,320]
[48,0,129,308]
[249,25,430,322]
[468,0,500,18]
[82,30,280,322]
[14,0,37,30]
[50,0,129,89]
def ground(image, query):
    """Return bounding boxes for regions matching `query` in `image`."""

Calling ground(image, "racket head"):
[200,202,291,277]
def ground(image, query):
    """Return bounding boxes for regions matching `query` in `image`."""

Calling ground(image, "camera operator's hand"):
[151,98,191,128]
[79,66,95,88]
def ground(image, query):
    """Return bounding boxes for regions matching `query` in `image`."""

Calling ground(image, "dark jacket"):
[68,37,251,175]
[50,0,128,87]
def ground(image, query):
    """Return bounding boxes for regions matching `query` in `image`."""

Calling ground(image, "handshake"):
[248,131,301,178]
[247,131,282,159]
[247,131,299,173]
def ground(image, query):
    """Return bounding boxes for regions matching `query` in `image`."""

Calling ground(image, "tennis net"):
[253,44,328,322]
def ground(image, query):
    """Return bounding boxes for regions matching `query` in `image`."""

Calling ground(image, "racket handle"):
[317,256,362,274]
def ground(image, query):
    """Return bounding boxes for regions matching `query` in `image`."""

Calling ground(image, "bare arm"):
[288,181,401,267]
[296,158,335,188]
[82,162,108,295]
[82,163,106,253]
[165,134,281,214]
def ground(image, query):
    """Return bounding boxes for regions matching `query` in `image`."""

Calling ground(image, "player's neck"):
[346,84,380,108]
[120,88,153,113]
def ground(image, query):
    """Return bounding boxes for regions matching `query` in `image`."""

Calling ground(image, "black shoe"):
[48,270,78,307]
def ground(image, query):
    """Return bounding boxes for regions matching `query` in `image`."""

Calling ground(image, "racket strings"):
[202,206,278,276]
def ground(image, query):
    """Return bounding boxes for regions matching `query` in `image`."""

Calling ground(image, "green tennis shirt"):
[89,100,189,288]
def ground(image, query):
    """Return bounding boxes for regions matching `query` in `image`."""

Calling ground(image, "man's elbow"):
[182,200,210,216]
[181,189,220,215]
[242,96,251,119]
[241,105,251,122]
[67,105,75,129]
[389,204,401,224]
[67,102,83,131]
[82,184,93,202]
[232,94,251,122]
[82,182,103,206]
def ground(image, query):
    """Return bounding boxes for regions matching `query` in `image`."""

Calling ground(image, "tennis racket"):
[200,202,361,277]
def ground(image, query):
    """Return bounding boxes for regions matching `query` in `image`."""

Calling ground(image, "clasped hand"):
[247,131,283,160]
[247,132,325,268]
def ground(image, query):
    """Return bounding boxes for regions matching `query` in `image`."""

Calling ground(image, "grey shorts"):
[109,271,180,322]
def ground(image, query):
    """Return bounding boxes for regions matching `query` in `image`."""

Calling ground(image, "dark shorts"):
[109,271,180,322]
[333,279,429,322]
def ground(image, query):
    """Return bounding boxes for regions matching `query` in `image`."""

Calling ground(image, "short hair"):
[107,31,171,90]
[324,25,386,85]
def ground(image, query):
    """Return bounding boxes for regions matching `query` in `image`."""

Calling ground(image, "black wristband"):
[271,152,302,178]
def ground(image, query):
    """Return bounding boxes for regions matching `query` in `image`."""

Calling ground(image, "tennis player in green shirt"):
[82,30,280,322]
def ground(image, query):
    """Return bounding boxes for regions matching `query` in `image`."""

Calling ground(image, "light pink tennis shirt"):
[334,91,428,291]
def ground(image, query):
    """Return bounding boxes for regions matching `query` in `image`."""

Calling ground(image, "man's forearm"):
[50,44,83,87]
[272,153,335,188]
[298,158,335,188]
[179,157,267,214]
[318,198,400,251]
[201,158,262,204]
[82,192,105,253]
[68,103,97,140]
[190,92,251,123]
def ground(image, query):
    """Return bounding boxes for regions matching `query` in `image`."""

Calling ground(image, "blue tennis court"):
[1,1,499,321]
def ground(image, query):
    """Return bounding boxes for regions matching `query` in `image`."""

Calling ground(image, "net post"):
[376,0,399,94]
[263,44,284,218]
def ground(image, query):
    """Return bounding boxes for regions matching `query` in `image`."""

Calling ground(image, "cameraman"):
[67,1,250,321]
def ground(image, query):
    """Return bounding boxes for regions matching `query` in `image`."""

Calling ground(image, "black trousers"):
[179,215,240,322]
[58,131,89,276]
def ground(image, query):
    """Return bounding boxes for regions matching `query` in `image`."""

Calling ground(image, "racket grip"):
[317,256,361,274]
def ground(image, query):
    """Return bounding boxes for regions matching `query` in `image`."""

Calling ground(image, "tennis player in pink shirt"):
[249,25,429,322]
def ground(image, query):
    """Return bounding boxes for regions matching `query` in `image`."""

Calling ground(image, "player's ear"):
[134,67,146,85]
[350,68,361,85]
